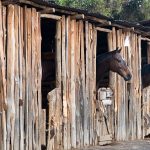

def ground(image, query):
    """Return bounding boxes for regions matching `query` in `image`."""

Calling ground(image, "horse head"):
[110,47,132,81]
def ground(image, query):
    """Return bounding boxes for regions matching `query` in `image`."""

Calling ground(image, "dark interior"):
[41,18,56,109]
[41,18,57,148]
[141,40,148,67]
[96,31,109,88]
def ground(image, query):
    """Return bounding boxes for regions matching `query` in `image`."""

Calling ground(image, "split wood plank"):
[19,6,24,150]
[84,21,90,146]
[70,19,76,148]
[14,5,19,150]
[6,4,15,150]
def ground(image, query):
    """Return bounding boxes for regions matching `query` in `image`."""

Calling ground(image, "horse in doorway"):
[96,47,132,89]
[142,64,150,88]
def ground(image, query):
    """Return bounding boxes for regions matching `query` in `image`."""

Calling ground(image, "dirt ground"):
[78,140,150,150]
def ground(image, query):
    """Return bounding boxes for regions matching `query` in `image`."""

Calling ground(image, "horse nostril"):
[127,74,132,80]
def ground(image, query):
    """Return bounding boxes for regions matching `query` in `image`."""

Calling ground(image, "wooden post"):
[19,6,24,150]
[27,8,32,150]
[0,2,6,150]
[6,4,15,150]
[70,19,76,148]
[92,26,97,145]
[55,20,62,149]
[14,5,19,150]
[108,27,116,139]
[61,15,68,150]
[79,20,85,147]
[66,16,71,150]
[137,35,142,139]
[37,10,42,149]
[84,21,89,146]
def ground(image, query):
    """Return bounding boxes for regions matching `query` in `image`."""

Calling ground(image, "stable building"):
[0,0,150,149]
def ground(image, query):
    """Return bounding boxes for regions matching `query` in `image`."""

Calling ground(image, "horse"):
[96,47,132,89]
[142,64,150,88]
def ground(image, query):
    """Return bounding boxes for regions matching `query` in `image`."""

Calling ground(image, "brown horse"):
[142,64,150,88]
[96,47,132,89]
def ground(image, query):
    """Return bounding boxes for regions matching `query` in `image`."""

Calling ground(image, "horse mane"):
[96,50,114,64]
[142,64,150,75]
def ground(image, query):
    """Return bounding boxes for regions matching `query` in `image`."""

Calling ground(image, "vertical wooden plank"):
[137,35,142,139]
[6,4,15,150]
[133,34,137,140]
[66,16,71,149]
[70,19,76,148]
[37,11,42,149]
[80,20,85,147]
[19,6,24,150]
[116,29,121,140]
[75,21,81,148]
[47,89,57,150]
[23,6,29,150]
[88,23,92,145]
[92,26,97,145]
[88,23,95,145]
[61,15,68,150]
[84,21,89,146]
[47,88,61,150]
[31,8,37,149]
[1,5,7,150]
[124,32,129,141]
[55,20,62,149]
[41,109,46,146]
[27,8,32,150]
[14,5,19,150]
[31,8,35,149]
[120,30,126,140]
[0,3,6,150]
[109,27,117,139]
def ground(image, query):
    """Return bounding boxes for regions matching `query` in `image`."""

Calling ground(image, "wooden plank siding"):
[0,4,42,150]
[0,1,150,149]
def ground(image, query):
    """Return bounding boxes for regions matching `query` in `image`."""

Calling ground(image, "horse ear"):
[117,47,122,53]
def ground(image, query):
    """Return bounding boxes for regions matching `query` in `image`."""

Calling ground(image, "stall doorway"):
[41,18,56,109]
[141,40,148,67]
[96,31,109,88]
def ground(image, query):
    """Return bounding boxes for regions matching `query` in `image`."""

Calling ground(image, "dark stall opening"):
[41,18,56,109]
[141,40,148,67]
[41,18,57,148]
[96,31,109,88]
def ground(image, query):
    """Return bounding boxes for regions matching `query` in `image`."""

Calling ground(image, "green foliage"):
[116,0,144,21]
[141,0,150,20]
[52,0,150,21]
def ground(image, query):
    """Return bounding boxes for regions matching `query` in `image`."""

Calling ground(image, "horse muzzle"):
[124,74,132,81]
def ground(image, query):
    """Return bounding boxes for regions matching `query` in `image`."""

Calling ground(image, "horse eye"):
[117,59,121,63]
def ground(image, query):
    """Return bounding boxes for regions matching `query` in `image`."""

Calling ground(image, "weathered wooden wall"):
[0,4,42,150]
[47,19,98,149]
[0,1,150,150]
[108,29,142,141]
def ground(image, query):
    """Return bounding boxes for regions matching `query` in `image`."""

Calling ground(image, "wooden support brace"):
[71,14,84,20]
[40,8,55,14]
[85,16,111,25]
[40,14,61,20]
[96,27,112,33]
[141,37,150,42]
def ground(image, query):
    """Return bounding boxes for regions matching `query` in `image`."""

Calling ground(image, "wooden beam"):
[85,16,111,25]
[96,27,112,33]
[71,14,84,20]
[40,8,55,14]
[40,14,61,20]
[141,37,150,42]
